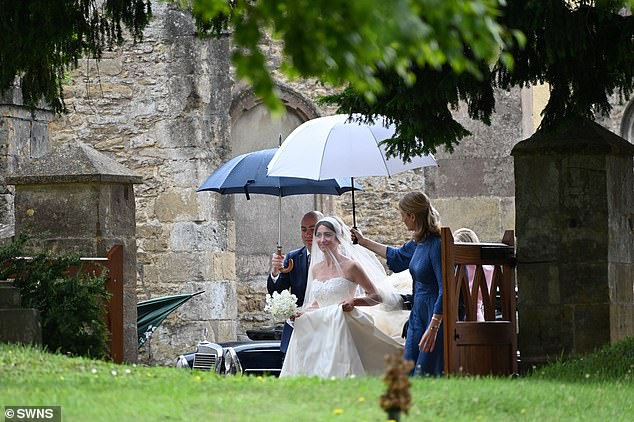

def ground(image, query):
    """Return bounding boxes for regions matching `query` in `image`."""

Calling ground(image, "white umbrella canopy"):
[267,114,437,229]
[267,114,437,180]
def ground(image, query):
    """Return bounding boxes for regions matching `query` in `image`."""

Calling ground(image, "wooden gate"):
[8,245,125,362]
[441,228,518,376]
[74,245,124,363]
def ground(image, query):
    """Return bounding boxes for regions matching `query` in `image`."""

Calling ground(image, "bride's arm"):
[340,263,381,311]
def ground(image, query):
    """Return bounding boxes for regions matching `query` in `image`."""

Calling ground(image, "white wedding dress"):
[280,277,404,378]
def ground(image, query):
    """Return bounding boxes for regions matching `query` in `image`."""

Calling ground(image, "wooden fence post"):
[105,245,124,363]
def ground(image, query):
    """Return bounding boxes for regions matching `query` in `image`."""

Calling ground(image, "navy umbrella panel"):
[137,291,204,348]
[197,147,363,273]
[197,148,363,198]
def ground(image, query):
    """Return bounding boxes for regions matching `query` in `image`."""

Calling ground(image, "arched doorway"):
[229,86,321,334]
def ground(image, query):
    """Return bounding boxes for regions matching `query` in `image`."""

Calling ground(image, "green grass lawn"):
[1,338,633,421]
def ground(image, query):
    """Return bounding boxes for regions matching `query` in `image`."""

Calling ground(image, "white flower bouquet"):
[264,290,298,322]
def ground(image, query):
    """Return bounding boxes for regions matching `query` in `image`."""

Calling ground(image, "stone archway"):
[229,85,320,335]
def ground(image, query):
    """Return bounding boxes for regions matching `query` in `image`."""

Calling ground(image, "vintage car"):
[175,285,517,376]
[175,327,284,376]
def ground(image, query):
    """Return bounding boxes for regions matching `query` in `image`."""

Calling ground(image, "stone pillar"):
[512,118,634,367]
[6,141,142,362]
[0,280,42,345]
[0,86,52,241]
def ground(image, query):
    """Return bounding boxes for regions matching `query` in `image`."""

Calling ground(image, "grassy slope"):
[1,338,633,421]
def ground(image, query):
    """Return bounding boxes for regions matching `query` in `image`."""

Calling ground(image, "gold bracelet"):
[430,325,440,330]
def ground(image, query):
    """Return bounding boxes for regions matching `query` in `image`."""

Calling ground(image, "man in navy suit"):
[267,210,323,353]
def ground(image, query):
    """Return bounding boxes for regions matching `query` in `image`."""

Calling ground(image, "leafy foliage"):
[495,0,634,131]
[3,1,633,160]
[0,0,152,114]
[320,61,496,159]
[0,235,110,359]
[325,1,633,158]
[188,0,514,114]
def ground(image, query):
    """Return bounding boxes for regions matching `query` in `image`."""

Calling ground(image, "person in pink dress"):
[453,228,494,322]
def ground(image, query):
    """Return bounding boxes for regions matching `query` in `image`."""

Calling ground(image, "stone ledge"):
[0,308,42,345]
[5,142,143,185]
[0,282,21,308]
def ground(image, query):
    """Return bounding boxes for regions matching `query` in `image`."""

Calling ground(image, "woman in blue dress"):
[351,191,444,376]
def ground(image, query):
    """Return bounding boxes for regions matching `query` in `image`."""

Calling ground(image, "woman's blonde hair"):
[453,227,479,243]
[398,191,441,242]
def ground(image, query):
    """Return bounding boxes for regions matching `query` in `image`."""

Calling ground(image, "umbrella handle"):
[277,245,294,274]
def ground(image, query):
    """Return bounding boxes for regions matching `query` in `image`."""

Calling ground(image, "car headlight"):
[223,347,242,375]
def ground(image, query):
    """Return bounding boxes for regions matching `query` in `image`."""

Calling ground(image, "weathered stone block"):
[175,281,237,320]
[515,161,562,245]
[209,319,237,342]
[434,197,504,242]
[518,304,574,364]
[0,308,42,346]
[154,188,200,222]
[499,198,516,239]
[559,263,609,305]
[431,157,515,198]
[558,226,608,263]
[22,238,100,256]
[0,282,21,307]
[97,83,134,100]
[610,304,634,340]
[137,236,169,254]
[212,252,236,280]
[237,285,267,314]
[573,304,610,354]
[139,319,214,365]
[236,255,270,281]
[516,263,560,305]
[146,251,215,283]
[14,184,99,236]
[608,263,633,303]
[169,221,229,251]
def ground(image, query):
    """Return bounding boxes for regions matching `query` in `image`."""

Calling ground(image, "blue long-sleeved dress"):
[386,235,444,376]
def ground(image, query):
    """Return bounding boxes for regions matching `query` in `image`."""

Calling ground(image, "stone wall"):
[0,87,52,241]
[49,3,236,363]
[513,122,634,365]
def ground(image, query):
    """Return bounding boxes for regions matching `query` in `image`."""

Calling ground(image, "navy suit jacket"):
[266,246,309,353]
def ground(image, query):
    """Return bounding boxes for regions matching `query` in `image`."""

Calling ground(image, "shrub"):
[0,235,110,359]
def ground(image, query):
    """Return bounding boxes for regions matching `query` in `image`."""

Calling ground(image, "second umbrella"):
[267,114,437,228]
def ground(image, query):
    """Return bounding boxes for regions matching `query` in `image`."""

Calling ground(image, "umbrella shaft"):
[279,195,282,245]
[351,177,356,228]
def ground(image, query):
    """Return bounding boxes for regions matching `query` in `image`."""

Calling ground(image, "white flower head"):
[264,290,298,321]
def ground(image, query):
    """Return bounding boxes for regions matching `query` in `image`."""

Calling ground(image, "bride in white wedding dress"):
[280,216,406,378]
